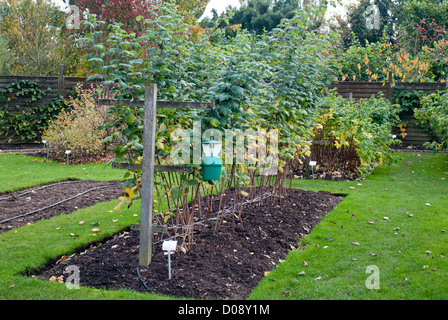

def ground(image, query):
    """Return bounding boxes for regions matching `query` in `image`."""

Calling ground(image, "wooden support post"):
[102,93,214,267]
[139,83,157,267]
[304,155,311,177]
[58,64,65,98]
[387,71,393,100]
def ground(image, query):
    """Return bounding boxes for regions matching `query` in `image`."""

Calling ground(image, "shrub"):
[42,84,114,163]
[392,89,427,115]
[414,90,448,151]
[314,92,402,177]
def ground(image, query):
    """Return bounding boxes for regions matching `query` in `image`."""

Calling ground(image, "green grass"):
[0,153,123,193]
[249,152,448,300]
[0,152,447,300]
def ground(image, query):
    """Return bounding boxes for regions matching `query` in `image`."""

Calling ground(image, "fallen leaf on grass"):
[78,221,85,225]
[91,228,101,232]
[426,203,431,206]
[352,241,360,246]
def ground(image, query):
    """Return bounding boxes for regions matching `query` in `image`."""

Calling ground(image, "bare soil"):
[34,187,343,299]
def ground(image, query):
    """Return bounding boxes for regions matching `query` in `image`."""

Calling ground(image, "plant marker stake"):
[42,140,47,158]
[162,240,177,280]
[309,161,317,179]
[65,150,71,165]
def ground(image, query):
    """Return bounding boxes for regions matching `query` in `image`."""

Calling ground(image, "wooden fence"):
[329,72,446,100]
[1,69,447,146]
[0,71,90,107]
[0,67,93,145]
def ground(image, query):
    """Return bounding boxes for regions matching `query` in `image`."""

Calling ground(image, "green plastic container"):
[202,156,223,181]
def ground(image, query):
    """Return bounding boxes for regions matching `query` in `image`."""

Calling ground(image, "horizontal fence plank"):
[112,162,196,173]
[330,80,445,101]
[332,81,387,85]
[336,89,388,93]
[98,99,215,110]
[0,76,58,81]
[157,101,215,110]
[64,76,89,82]
[331,84,388,89]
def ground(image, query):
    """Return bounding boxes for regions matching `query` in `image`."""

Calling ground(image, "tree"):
[171,0,210,25]
[201,0,300,35]
[70,0,160,35]
[392,0,448,55]
[340,0,394,47]
[0,0,69,75]
[69,0,209,34]
[0,36,12,75]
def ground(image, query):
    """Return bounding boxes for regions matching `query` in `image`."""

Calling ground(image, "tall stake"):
[139,83,157,267]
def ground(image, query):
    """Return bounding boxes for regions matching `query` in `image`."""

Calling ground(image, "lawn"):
[0,152,447,300]
[0,153,123,193]
[250,152,448,300]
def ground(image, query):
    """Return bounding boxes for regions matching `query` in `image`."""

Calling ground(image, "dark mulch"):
[0,180,123,234]
[36,188,343,300]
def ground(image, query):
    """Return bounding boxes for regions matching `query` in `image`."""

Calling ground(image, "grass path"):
[249,152,448,299]
[0,153,123,193]
[0,152,447,300]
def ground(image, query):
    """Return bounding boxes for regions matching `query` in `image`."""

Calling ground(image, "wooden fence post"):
[58,64,65,98]
[387,71,393,100]
[139,83,157,267]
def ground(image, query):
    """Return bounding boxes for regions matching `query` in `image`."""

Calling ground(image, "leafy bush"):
[414,90,448,151]
[392,89,427,114]
[80,2,340,250]
[315,92,402,176]
[42,84,114,163]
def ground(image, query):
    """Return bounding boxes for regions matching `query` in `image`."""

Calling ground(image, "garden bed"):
[0,180,123,234]
[36,188,343,299]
